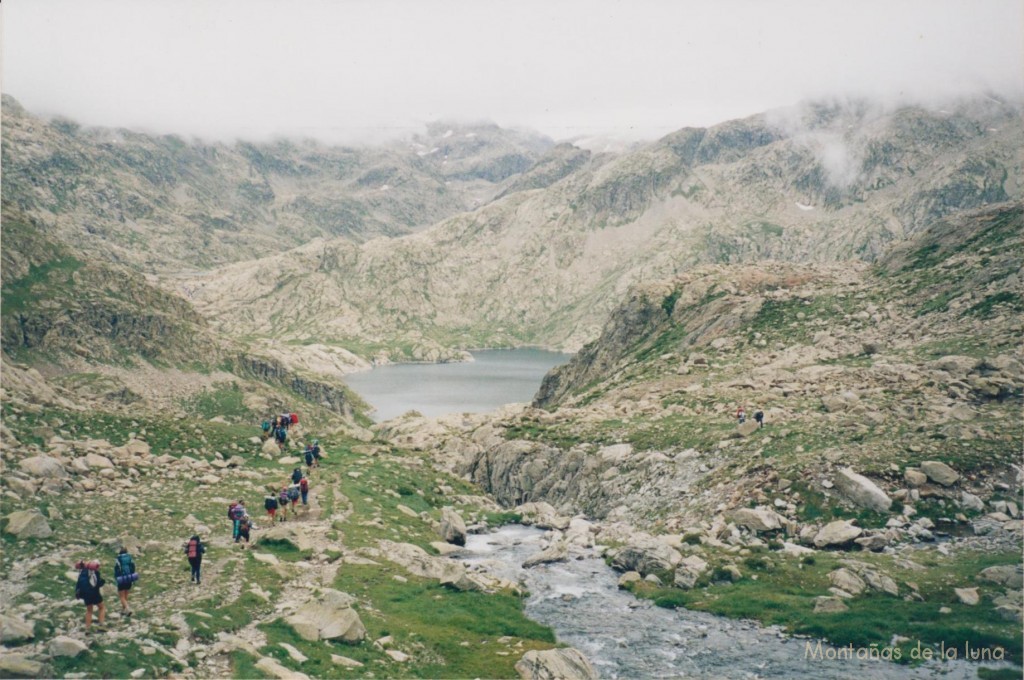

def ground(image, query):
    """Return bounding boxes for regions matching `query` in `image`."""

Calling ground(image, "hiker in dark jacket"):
[75,560,106,633]
[113,547,137,618]
[184,535,206,584]
[291,467,303,485]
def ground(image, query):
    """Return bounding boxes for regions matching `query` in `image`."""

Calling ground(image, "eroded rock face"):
[833,468,892,513]
[0,614,35,644]
[515,648,598,680]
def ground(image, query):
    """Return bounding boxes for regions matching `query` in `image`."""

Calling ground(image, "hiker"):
[304,445,314,470]
[311,440,322,468]
[238,514,252,547]
[230,500,247,543]
[754,409,765,428]
[278,487,290,521]
[736,406,746,424]
[264,493,279,522]
[275,426,287,451]
[287,483,300,513]
[184,535,205,584]
[291,467,303,485]
[74,560,106,633]
[300,476,309,508]
[113,547,137,618]
[261,419,272,440]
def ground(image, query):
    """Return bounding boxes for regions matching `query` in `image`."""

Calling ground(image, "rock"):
[618,571,642,588]
[833,468,892,513]
[285,589,366,643]
[253,552,280,565]
[729,507,783,532]
[736,421,760,437]
[674,555,709,590]
[610,542,679,576]
[18,456,67,479]
[83,453,115,470]
[439,507,467,546]
[978,565,1024,589]
[523,541,568,568]
[813,520,862,548]
[919,461,959,486]
[960,491,984,512]
[515,648,598,680]
[861,569,899,596]
[814,597,850,614]
[396,504,418,518]
[255,656,310,680]
[903,468,927,487]
[954,587,979,605]
[48,636,88,658]
[385,650,409,662]
[0,614,35,643]
[853,534,889,551]
[828,568,866,595]
[0,653,45,678]
[280,643,308,664]
[379,540,466,583]
[330,654,364,668]
[429,541,462,556]
[4,510,53,539]
[261,438,280,456]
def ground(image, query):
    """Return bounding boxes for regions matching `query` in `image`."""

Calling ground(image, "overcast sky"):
[3,0,1022,143]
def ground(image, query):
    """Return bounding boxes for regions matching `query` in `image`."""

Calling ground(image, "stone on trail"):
[0,614,35,643]
[255,656,310,680]
[618,571,642,588]
[439,506,467,546]
[515,648,598,680]
[0,653,45,678]
[4,510,53,539]
[735,420,760,437]
[833,468,892,513]
[813,520,862,548]
[278,456,301,465]
[919,461,959,486]
[48,636,88,658]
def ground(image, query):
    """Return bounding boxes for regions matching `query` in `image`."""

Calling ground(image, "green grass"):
[180,382,253,422]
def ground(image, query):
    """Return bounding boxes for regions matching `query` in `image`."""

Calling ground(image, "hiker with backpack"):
[184,535,205,584]
[736,406,746,424]
[287,484,300,513]
[300,476,309,508]
[265,493,279,522]
[291,467,303,485]
[74,560,106,633]
[278,487,290,521]
[229,500,247,543]
[311,440,322,468]
[754,409,765,428]
[275,426,287,451]
[238,514,253,547]
[113,547,137,618]
[261,419,272,440]
[304,445,314,470]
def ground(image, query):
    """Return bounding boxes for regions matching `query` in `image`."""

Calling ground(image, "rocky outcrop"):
[438,507,467,546]
[515,648,598,680]
[231,353,354,415]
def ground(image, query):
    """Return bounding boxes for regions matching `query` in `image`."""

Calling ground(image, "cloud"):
[3,0,1022,144]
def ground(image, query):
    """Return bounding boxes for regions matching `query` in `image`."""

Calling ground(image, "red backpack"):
[300,478,308,492]
[187,539,199,558]
[289,412,299,425]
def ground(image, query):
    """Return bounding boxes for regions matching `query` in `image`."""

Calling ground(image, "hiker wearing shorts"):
[278,487,290,521]
[265,494,279,522]
[113,547,137,618]
[74,561,106,633]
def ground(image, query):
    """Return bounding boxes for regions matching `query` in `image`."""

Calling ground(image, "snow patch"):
[443,129,454,138]
[795,202,815,211]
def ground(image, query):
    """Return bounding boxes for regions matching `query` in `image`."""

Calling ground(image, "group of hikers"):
[73,413,323,633]
[736,406,765,428]
[261,412,300,451]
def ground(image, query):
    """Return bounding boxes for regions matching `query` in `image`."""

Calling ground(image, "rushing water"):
[343,348,569,421]
[462,526,995,680]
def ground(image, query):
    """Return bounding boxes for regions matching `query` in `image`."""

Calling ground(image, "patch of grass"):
[966,291,1023,319]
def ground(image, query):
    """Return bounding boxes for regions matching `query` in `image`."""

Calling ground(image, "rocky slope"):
[182,98,1024,359]
[1,95,553,271]
[372,203,1023,666]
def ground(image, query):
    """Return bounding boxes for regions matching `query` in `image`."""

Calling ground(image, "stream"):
[461,525,996,679]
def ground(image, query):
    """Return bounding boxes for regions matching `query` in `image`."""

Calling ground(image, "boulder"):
[813,520,862,548]
[0,653,44,678]
[828,568,866,596]
[261,438,280,456]
[729,507,783,532]
[617,571,642,588]
[920,461,959,486]
[285,589,365,643]
[904,468,927,487]
[673,555,709,589]
[18,456,67,479]
[330,655,364,668]
[84,453,115,470]
[4,510,53,539]
[813,597,850,614]
[438,507,467,546]
[0,614,35,643]
[954,587,979,606]
[48,636,88,658]
[379,540,466,583]
[978,565,1024,589]
[515,648,598,680]
[853,534,889,551]
[610,542,679,576]
[960,491,984,512]
[833,468,891,513]
[522,541,568,568]
[736,421,760,437]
